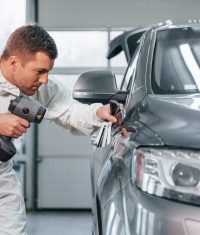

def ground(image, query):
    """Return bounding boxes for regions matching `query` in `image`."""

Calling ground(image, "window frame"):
[47,28,129,89]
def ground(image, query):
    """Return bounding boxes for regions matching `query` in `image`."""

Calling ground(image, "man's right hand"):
[0,113,30,138]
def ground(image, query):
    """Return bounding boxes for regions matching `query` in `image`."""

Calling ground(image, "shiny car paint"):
[89,22,200,235]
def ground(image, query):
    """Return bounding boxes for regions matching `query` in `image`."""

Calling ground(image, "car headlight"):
[133,148,200,205]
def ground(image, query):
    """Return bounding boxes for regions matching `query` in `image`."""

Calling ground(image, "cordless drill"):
[0,96,46,162]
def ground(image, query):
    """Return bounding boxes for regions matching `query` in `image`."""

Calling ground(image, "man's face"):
[12,52,54,95]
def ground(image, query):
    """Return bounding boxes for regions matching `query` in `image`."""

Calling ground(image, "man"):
[0,25,117,234]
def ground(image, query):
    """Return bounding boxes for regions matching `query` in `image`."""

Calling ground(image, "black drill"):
[0,96,46,162]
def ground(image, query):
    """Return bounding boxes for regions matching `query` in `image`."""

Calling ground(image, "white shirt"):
[0,72,102,136]
[0,72,103,234]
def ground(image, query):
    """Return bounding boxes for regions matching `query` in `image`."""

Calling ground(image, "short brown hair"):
[1,24,58,60]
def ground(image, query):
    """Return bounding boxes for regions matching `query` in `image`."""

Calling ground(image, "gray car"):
[73,21,200,235]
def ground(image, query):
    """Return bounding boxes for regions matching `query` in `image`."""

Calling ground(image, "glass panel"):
[49,74,80,92]
[121,46,140,91]
[49,31,108,67]
[152,27,200,94]
[110,31,127,67]
[0,0,26,155]
[0,0,26,53]
[115,74,124,89]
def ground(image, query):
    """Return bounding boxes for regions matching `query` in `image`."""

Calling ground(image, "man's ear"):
[8,56,20,71]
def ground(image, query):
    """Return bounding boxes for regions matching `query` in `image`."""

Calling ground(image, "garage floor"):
[26,210,92,235]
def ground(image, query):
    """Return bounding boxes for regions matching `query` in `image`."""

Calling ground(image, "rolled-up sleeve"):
[33,80,103,135]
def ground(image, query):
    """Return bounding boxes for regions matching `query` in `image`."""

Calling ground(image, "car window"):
[120,46,140,91]
[152,26,200,94]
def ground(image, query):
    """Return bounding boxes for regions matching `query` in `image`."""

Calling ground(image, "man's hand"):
[96,104,118,123]
[0,113,30,138]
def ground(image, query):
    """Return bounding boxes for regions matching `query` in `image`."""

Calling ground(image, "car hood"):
[136,93,200,149]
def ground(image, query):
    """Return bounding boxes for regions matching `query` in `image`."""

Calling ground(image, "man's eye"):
[37,71,44,74]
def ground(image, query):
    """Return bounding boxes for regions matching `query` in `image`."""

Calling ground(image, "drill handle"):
[1,136,12,142]
[0,136,16,162]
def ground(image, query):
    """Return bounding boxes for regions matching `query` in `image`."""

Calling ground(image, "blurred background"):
[1,0,200,234]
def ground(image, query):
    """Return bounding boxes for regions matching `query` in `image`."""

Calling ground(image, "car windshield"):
[152,26,200,94]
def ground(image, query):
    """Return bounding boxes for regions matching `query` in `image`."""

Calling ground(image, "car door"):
[90,39,144,235]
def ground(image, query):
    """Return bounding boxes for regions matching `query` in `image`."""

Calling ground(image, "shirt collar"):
[0,71,20,96]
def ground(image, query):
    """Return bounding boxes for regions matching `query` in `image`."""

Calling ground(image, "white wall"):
[38,0,200,28]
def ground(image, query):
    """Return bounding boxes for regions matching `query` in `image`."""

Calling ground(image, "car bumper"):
[125,181,200,235]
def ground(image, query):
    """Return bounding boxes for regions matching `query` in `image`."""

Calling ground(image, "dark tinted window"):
[127,32,144,59]
[152,27,200,94]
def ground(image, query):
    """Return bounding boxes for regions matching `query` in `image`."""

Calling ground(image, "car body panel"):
[135,94,200,148]
[96,133,200,235]
[73,21,200,235]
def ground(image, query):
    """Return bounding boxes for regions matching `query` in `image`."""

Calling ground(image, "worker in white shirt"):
[0,24,117,235]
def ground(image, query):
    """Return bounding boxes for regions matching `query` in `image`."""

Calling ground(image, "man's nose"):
[39,73,48,84]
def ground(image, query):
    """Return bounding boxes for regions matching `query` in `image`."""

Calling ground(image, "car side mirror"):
[73,70,128,104]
